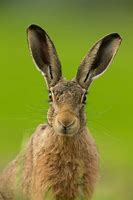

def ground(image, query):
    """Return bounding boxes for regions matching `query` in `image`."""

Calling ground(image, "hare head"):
[27,24,122,136]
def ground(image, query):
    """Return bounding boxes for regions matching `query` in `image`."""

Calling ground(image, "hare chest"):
[32,134,91,200]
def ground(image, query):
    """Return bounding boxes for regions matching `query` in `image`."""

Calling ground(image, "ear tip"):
[110,32,122,41]
[27,24,45,33]
[27,24,38,30]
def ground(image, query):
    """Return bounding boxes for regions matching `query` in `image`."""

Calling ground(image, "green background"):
[0,0,133,199]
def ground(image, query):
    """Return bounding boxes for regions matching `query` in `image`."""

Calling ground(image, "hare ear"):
[27,24,62,87]
[76,33,122,89]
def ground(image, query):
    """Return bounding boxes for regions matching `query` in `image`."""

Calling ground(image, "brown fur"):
[0,80,99,200]
[0,128,98,200]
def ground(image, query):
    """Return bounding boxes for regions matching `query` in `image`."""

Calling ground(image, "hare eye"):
[81,93,87,104]
[49,91,53,102]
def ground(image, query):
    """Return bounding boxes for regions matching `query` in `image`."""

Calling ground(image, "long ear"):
[76,33,122,89]
[27,24,62,87]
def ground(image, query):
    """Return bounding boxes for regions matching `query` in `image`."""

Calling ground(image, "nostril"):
[58,120,67,128]
[66,120,75,127]
[58,120,75,128]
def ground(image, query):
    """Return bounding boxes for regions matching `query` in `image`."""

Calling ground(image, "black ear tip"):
[102,33,122,45]
[27,24,45,33]
[28,24,39,30]
[110,33,122,41]
[112,33,122,40]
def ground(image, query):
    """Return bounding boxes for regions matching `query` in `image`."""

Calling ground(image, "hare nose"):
[58,119,75,128]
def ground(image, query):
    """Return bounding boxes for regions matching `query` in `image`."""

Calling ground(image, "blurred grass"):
[0,0,133,199]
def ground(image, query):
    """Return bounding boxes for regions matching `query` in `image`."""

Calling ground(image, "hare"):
[0,24,122,200]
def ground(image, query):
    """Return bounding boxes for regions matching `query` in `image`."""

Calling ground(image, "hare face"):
[48,80,86,136]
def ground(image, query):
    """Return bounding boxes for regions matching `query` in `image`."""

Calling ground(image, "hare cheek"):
[53,117,63,134]
[70,118,80,134]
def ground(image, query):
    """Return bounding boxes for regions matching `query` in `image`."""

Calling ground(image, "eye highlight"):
[81,92,87,104]
[48,91,53,102]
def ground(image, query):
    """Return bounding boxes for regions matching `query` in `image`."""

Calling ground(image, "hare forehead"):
[52,81,84,102]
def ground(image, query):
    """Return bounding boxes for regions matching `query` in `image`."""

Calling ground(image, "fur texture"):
[0,81,99,200]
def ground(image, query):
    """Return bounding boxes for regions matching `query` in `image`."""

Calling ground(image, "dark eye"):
[82,93,87,104]
[49,91,53,102]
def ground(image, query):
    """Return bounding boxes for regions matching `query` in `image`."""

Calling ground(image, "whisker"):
[86,106,113,120]
[88,119,120,142]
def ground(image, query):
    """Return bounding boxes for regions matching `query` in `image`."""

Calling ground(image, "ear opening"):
[76,33,122,90]
[27,24,62,88]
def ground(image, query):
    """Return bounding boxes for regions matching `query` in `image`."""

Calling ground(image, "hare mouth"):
[53,120,80,136]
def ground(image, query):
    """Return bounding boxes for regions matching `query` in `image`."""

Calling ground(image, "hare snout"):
[54,111,80,136]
